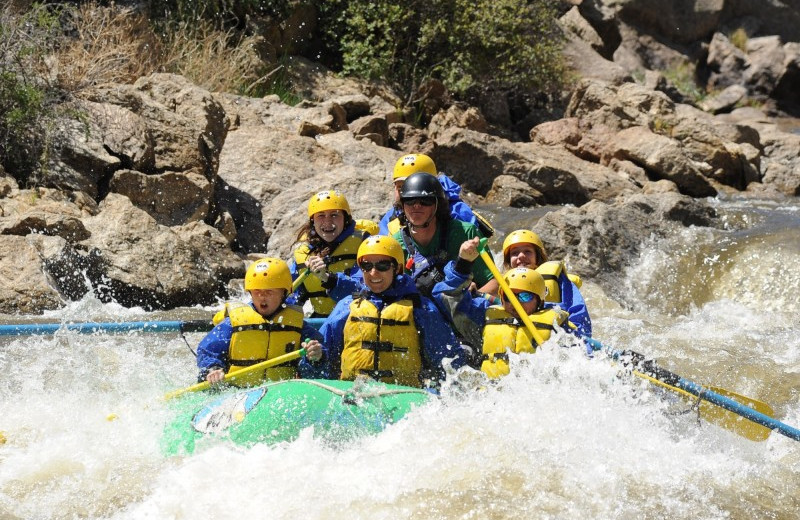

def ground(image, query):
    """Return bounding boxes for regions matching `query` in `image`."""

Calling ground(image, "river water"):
[1,196,798,519]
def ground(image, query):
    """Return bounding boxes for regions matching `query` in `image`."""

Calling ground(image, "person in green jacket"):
[391,172,498,297]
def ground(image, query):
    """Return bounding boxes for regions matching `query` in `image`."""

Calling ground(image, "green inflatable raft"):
[162,378,432,455]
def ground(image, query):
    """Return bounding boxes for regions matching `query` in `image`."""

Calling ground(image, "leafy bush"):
[0,3,63,184]
[729,27,748,52]
[317,0,567,103]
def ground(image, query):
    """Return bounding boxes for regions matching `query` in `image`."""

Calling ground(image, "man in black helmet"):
[392,172,497,298]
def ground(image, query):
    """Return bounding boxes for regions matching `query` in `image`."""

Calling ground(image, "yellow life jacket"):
[536,261,566,303]
[387,217,402,236]
[227,304,304,386]
[293,230,369,316]
[341,297,423,387]
[212,301,248,325]
[480,305,569,379]
[536,261,584,301]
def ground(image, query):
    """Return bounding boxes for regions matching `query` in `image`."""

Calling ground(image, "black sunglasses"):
[402,197,436,207]
[359,260,396,272]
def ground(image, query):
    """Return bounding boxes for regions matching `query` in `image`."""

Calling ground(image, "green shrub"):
[729,27,748,52]
[317,0,566,103]
[662,61,706,103]
[0,3,64,184]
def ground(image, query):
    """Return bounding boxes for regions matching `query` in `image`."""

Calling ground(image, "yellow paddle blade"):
[163,348,306,401]
[633,370,774,442]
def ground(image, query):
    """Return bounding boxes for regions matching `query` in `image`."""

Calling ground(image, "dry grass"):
[158,19,269,95]
[54,4,162,91]
[45,2,271,95]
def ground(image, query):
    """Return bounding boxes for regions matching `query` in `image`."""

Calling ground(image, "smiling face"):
[359,254,396,294]
[250,288,285,317]
[401,198,437,227]
[507,243,539,269]
[312,210,345,243]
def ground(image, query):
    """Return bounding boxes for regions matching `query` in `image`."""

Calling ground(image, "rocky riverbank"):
[1,0,798,314]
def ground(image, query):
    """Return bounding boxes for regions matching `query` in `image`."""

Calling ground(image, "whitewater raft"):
[162,378,432,455]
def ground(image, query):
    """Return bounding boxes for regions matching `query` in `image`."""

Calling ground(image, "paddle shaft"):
[477,245,547,346]
[292,268,311,291]
[0,320,213,336]
[587,339,800,442]
[163,347,307,401]
[2,270,308,338]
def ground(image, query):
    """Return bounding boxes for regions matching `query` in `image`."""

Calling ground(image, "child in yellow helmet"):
[501,229,591,337]
[196,257,325,385]
[432,238,576,378]
[288,190,375,318]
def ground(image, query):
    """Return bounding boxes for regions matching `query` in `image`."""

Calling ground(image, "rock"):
[76,194,244,309]
[109,169,212,226]
[0,235,65,313]
[699,84,748,114]
[534,192,719,293]
[0,188,97,241]
[485,175,545,208]
[610,126,717,197]
[349,114,389,147]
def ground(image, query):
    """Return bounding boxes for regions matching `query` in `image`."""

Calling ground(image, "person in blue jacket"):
[500,229,592,338]
[432,238,582,375]
[196,257,326,385]
[378,153,494,238]
[286,190,370,317]
[319,235,466,388]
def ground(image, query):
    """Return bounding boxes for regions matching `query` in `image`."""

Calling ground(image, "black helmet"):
[399,172,445,201]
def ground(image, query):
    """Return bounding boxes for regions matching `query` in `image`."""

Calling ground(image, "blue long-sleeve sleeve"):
[318,297,351,380]
[551,273,592,338]
[378,209,397,235]
[297,322,327,378]
[196,318,233,381]
[327,270,366,302]
[414,298,467,381]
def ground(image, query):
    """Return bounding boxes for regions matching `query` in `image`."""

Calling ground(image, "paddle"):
[0,320,214,336]
[477,238,548,347]
[292,268,311,291]
[163,347,307,401]
[586,338,800,442]
[0,318,328,337]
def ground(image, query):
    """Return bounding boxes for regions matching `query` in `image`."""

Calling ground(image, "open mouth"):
[319,225,337,235]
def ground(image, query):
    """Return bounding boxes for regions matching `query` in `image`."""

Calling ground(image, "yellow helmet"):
[356,235,405,273]
[244,257,292,292]
[307,190,351,217]
[392,153,437,182]
[501,267,546,302]
[502,229,548,264]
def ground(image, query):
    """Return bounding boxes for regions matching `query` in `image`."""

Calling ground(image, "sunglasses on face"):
[359,260,395,272]
[402,197,436,207]
[514,291,537,303]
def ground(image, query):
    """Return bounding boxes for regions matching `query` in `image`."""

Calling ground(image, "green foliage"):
[0,3,64,184]
[662,61,706,103]
[729,27,748,52]
[317,0,566,103]
[145,0,293,29]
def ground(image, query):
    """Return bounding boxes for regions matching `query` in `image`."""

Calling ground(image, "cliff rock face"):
[1,3,798,313]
